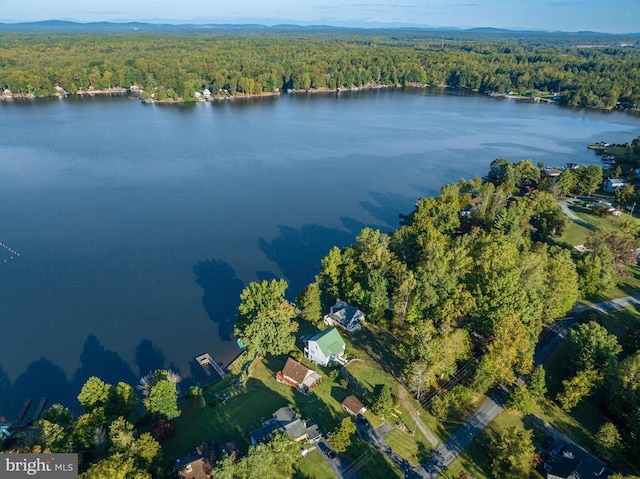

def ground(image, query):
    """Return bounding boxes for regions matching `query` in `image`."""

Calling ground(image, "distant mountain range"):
[0,20,637,37]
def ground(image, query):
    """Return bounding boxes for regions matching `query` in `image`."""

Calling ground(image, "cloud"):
[454,3,479,6]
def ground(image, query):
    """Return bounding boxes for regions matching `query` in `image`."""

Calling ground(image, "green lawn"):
[344,437,402,479]
[444,411,545,479]
[162,321,423,475]
[294,449,336,479]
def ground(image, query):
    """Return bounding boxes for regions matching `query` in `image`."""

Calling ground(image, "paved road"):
[416,389,507,478]
[559,199,596,230]
[415,294,640,478]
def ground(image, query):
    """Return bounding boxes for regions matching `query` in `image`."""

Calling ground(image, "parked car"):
[318,442,336,459]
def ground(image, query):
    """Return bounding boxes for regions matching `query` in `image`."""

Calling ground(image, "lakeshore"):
[1,89,638,420]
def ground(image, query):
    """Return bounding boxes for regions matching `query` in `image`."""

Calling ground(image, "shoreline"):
[1,83,637,114]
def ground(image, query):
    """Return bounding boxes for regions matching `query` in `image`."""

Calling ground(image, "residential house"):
[324,299,365,332]
[250,406,321,445]
[542,166,563,178]
[342,395,367,417]
[544,443,605,479]
[304,328,346,366]
[603,178,628,193]
[174,440,216,479]
[276,358,322,393]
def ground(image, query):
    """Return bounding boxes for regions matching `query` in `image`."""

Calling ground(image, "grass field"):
[161,320,430,478]
[294,449,336,479]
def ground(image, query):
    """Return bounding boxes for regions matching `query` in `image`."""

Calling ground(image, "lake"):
[0,88,638,417]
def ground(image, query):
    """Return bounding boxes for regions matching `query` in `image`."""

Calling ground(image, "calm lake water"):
[0,88,638,417]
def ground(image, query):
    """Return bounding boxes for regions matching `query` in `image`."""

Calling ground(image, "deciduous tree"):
[235,279,297,357]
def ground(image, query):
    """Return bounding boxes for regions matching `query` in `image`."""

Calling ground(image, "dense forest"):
[1,27,640,108]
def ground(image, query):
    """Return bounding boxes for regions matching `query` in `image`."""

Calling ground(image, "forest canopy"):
[0,28,639,108]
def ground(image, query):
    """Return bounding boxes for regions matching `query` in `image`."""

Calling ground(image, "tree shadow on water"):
[71,334,137,395]
[258,221,367,298]
[0,362,11,421]
[135,339,165,378]
[193,259,245,342]
[10,358,76,416]
[360,191,424,230]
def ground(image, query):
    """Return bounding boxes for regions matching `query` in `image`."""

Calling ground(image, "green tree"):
[567,321,622,373]
[143,379,180,420]
[528,365,547,401]
[576,164,603,196]
[616,183,636,207]
[577,249,617,297]
[78,377,112,412]
[80,453,150,479]
[133,433,160,468]
[296,283,322,323]
[556,367,602,412]
[328,417,356,453]
[595,422,622,461]
[610,350,640,415]
[212,432,299,479]
[507,386,535,415]
[491,427,535,479]
[107,382,138,420]
[109,417,135,453]
[372,384,394,419]
[235,279,298,357]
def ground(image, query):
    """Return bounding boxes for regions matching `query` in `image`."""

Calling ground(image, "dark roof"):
[222,441,241,462]
[281,358,312,385]
[342,395,366,415]
[175,440,216,479]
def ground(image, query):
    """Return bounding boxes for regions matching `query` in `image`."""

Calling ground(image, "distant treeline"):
[0,30,639,108]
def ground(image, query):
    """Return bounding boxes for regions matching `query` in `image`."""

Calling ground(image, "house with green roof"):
[304,327,347,366]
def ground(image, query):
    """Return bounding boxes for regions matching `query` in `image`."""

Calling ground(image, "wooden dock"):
[28,398,47,424]
[196,353,226,379]
[15,399,32,423]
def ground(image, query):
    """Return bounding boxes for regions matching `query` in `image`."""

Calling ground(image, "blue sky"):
[1,0,638,33]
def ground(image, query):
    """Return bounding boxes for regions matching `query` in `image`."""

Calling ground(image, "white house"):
[304,328,346,366]
[603,178,627,193]
[324,299,365,332]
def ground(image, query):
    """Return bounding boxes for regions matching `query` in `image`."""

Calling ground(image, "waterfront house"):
[304,328,347,366]
[542,166,563,178]
[174,440,216,479]
[276,358,322,393]
[324,299,365,332]
[603,178,627,193]
[250,406,321,445]
[342,395,367,417]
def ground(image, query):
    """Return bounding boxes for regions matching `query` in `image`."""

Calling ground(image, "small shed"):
[342,395,367,417]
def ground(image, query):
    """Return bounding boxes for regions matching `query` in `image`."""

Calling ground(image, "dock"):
[15,399,32,424]
[28,398,48,424]
[196,353,227,379]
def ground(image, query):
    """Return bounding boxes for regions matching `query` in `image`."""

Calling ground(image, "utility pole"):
[631,201,636,217]
[414,410,420,436]
[441,36,445,49]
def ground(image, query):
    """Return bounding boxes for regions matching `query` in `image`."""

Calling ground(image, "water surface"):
[0,88,638,416]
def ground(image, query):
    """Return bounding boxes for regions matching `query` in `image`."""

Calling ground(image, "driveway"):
[316,439,361,479]
[559,199,596,230]
[417,388,507,478]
